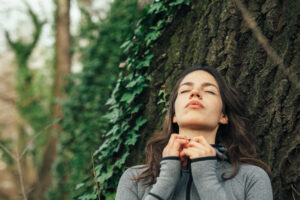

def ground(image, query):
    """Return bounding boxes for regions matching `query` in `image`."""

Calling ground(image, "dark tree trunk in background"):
[129,0,300,199]
[51,0,71,199]
[28,0,70,199]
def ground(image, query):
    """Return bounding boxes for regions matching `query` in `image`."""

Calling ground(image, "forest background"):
[0,0,299,199]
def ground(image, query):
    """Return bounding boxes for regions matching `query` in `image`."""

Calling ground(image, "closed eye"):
[180,90,190,94]
[205,90,215,95]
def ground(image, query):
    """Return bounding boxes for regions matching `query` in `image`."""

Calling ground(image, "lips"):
[186,100,204,108]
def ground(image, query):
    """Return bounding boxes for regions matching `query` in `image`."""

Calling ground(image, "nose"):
[189,89,202,99]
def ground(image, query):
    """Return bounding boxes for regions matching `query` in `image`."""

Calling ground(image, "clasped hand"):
[162,134,216,167]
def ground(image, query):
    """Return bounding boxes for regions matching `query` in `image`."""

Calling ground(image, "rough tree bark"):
[128,0,300,199]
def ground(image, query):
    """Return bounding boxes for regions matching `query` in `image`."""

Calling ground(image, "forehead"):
[180,70,219,87]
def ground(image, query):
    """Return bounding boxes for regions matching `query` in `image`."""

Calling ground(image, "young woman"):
[116,65,273,200]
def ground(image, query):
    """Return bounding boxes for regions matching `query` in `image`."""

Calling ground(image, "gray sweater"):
[116,145,273,200]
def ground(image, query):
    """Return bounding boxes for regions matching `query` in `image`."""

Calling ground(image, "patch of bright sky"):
[0,0,113,72]
[0,0,54,54]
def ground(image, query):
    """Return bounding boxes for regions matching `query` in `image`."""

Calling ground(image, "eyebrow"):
[179,82,219,90]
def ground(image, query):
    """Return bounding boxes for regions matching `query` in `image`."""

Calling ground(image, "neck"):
[178,127,218,144]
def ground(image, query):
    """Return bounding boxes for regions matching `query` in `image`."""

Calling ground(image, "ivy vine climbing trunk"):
[129,0,300,199]
[28,0,70,199]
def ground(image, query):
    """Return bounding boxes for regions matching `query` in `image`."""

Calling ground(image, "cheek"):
[174,100,180,114]
[214,99,224,113]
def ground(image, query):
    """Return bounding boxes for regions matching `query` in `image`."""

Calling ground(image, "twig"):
[291,184,300,196]
[20,118,61,159]
[234,0,300,89]
[0,118,61,199]
[92,153,101,200]
[0,142,17,160]
[16,147,27,200]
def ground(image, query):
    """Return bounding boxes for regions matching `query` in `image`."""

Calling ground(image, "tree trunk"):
[5,4,46,199]
[129,0,300,199]
[28,0,70,199]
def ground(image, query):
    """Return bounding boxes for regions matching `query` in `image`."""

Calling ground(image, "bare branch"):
[16,147,27,200]
[234,0,300,90]
[0,142,17,161]
[20,118,61,159]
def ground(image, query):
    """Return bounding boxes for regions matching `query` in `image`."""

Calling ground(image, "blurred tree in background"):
[48,0,140,199]
[5,2,49,162]
[3,3,53,199]
[29,0,71,199]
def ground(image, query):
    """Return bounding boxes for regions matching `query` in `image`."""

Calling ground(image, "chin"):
[178,120,217,130]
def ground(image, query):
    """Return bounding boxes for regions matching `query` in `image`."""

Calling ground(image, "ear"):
[219,113,228,125]
[173,114,177,123]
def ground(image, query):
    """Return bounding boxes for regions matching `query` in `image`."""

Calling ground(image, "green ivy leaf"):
[125,131,140,146]
[157,99,165,105]
[126,76,145,88]
[120,92,136,104]
[75,183,85,190]
[130,103,142,113]
[103,108,122,123]
[78,193,97,200]
[148,2,167,14]
[145,31,161,46]
[169,0,189,6]
[98,164,115,184]
[150,20,164,30]
[120,40,134,53]
[134,117,147,130]
[115,151,130,168]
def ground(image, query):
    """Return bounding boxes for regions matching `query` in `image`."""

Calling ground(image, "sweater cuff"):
[191,156,217,163]
[148,159,181,199]
[161,156,180,161]
[191,159,218,185]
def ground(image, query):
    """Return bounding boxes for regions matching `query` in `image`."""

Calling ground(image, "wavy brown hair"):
[135,65,271,185]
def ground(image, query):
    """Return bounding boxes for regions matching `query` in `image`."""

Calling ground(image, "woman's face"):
[173,70,228,131]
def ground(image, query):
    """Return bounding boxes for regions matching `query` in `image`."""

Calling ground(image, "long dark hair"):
[135,65,271,185]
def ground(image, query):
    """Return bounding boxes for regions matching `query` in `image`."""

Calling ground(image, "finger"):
[180,148,194,158]
[169,134,187,145]
[173,138,188,150]
[184,147,205,159]
[191,136,211,147]
[189,141,216,155]
[188,145,216,158]
[179,149,187,158]
[174,134,188,142]
[171,134,188,144]
[188,140,206,149]
[168,133,178,144]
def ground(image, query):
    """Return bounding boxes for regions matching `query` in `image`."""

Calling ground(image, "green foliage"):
[49,0,140,199]
[158,86,170,114]
[5,3,52,168]
[79,0,190,199]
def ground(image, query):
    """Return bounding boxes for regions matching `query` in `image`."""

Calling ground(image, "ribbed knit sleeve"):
[191,158,273,200]
[116,158,181,200]
[243,165,273,200]
[191,157,230,199]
